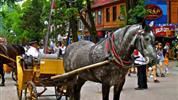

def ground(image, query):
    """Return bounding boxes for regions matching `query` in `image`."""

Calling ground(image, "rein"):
[106,33,132,68]
[0,53,16,63]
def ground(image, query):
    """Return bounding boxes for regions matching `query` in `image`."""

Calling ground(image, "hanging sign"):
[152,26,175,37]
[145,4,163,20]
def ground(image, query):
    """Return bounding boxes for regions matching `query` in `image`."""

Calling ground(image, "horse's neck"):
[114,31,134,61]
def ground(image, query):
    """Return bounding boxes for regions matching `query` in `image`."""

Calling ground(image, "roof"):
[92,0,125,8]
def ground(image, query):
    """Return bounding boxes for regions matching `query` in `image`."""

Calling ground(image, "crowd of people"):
[129,41,172,90]
[25,39,66,59]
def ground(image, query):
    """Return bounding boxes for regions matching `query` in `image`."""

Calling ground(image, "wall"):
[169,1,178,24]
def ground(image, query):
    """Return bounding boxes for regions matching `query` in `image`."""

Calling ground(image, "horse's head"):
[132,25,157,64]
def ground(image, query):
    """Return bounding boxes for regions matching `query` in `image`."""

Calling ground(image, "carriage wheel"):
[12,68,17,81]
[24,81,38,100]
[16,85,22,100]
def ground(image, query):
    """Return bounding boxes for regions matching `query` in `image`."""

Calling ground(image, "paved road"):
[0,61,178,100]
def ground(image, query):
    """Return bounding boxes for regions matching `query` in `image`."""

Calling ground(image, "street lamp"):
[44,0,55,53]
[44,20,48,25]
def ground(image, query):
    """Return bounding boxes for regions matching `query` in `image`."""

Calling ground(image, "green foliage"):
[127,0,148,24]
[0,4,23,44]
[0,0,97,44]
[0,0,49,44]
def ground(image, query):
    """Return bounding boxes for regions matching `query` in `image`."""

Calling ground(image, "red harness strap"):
[105,33,131,67]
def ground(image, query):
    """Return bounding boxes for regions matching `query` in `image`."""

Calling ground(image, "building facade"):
[167,0,178,24]
[91,0,126,37]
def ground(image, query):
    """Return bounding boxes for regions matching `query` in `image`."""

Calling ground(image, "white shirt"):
[59,46,66,55]
[134,52,147,65]
[57,34,67,42]
[26,46,39,58]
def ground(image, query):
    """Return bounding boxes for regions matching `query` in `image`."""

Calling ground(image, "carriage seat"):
[38,52,60,59]
[21,55,40,69]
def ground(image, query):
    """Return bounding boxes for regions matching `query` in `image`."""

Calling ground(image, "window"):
[97,10,102,25]
[113,6,117,21]
[106,8,110,22]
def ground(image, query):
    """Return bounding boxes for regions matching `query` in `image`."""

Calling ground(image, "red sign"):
[145,4,163,20]
[152,26,175,37]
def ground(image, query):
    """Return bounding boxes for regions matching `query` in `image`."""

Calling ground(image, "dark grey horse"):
[63,24,157,100]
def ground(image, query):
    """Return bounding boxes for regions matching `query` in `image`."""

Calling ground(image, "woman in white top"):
[59,43,66,55]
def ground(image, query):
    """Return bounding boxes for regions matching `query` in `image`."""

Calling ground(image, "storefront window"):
[106,8,110,22]
[97,10,102,25]
[113,6,117,21]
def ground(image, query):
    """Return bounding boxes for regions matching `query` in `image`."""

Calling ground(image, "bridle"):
[105,32,132,68]
[105,28,150,68]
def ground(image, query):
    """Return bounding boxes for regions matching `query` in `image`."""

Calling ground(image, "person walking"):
[157,42,165,77]
[134,49,148,90]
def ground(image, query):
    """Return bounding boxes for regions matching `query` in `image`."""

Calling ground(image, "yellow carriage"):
[16,54,109,100]
[16,55,66,100]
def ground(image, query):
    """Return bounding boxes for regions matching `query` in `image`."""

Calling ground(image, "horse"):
[63,24,157,100]
[0,44,25,84]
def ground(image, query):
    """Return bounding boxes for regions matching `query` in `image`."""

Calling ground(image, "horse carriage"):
[15,24,157,100]
[16,54,109,100]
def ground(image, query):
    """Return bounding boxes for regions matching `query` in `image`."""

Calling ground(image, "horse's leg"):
[102,84,110,100]
[69,78,85,100]
[113,78,126,100]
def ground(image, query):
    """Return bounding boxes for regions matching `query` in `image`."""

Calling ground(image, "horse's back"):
[64,40,95,71]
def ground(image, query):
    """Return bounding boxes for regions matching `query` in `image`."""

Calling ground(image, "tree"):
[20,0,44,43]
[0,0,50,44]
[127,0,148,24]
[76,0,98,43]
[0,4,23,44]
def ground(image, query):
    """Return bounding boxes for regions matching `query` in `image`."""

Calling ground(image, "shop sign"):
[145,4,163,20]
[152,26,175,37]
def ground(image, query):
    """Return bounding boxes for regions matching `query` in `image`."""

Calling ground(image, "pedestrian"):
[0,61,5,86]
[134,49,148,90]
[164,52,169,74]
[157,42,165,77]
[163,42,170,57]
[59,42,66,57]
[149,42,160,83]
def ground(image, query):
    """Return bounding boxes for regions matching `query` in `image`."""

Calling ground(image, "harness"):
[0,45,19,63]
[0,53,16,63]
[105,32,132,68]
